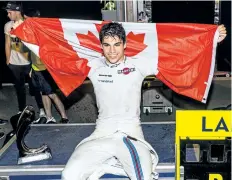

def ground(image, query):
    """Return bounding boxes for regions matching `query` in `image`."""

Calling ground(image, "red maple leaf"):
[124,32,147,56]
[76,22,147,57]
[76,31,102,53]
[95,21,111,33]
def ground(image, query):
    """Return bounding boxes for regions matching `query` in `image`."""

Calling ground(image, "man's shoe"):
[33,109,47,124]
[17,111,22,114]
[0,119,8,125]
[33,116,47,124]
[60,118,69,124]
[46,117,56,124]
[0,132,5,139]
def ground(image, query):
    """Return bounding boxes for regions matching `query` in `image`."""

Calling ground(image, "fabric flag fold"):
[11,18,219,103]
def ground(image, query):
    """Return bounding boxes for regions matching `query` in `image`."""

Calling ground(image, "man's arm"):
[5,34,11,65]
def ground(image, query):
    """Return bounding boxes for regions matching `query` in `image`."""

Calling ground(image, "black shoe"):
[46,121,56,124]
[60,118,69,124]
[0,132,5,139]
[33,116,47,124]
[0,119,8,125]
[3,130,15,146]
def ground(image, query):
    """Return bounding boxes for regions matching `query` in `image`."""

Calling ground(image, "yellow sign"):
[209,173,223,180]
[176,110,232,138]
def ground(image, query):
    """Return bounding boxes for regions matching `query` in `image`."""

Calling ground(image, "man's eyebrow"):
[102,41,122,45]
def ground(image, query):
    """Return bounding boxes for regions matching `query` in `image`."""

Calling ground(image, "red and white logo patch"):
[118,67,135,75]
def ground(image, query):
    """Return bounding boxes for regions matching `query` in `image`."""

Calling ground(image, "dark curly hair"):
[99,22,126,44]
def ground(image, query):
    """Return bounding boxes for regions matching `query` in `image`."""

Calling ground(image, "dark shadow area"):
[0,2,14,84]
[152,1,214,24]
[22,1,102,20]
[216,1,231,71]
[56,83,93,110]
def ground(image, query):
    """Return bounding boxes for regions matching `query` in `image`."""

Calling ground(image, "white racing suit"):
[62,56,159,180]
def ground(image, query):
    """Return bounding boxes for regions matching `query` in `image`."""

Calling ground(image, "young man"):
[62,22,227,180]
[23,8,69,124]
[4,2,45,119]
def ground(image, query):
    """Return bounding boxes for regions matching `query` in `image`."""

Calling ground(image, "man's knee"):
[128,170,153,180]
[143,172,154,180]
[62,160,88,180]
[62,166,84,180]
[61,168,71,180]
[48,93,56,99]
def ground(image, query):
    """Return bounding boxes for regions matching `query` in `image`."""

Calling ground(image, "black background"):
[0,1,231,83]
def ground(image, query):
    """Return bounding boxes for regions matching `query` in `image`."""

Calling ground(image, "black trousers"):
[8,64,43,111]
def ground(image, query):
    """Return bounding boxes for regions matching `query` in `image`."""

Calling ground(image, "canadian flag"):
[12,18,219,103]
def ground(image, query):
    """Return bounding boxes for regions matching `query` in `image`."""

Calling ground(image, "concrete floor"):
[0,79,231,148]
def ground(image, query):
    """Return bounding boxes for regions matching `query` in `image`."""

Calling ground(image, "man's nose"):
[109,46,116,53]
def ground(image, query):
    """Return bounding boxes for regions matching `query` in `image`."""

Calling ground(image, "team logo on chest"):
[118,67,135,75]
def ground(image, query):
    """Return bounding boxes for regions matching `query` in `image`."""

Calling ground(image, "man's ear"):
[124,43,126,49]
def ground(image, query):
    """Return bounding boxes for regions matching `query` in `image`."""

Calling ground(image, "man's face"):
[7,10,18,21]
[101,36,126,64]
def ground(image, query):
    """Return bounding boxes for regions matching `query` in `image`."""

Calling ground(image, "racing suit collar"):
[105,56,126,68]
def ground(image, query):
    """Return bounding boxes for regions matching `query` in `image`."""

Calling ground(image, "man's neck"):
[105,56,126,68]
[15,15,23,22]
[119,56,126,63]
